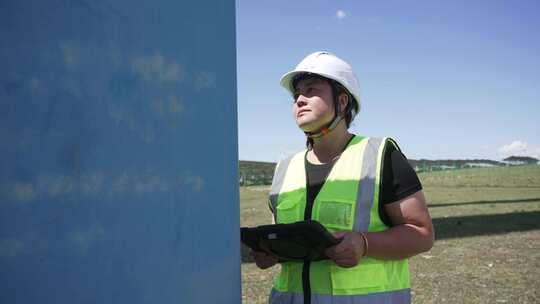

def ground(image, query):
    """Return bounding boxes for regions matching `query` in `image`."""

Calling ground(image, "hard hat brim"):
[280,70,361,114]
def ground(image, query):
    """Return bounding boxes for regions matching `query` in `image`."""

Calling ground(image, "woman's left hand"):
[324,231,367,268]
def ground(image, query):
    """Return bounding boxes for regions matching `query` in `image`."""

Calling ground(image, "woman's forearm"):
[365,223,434,260]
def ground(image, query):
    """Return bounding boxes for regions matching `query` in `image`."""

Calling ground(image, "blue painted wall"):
[0,0,240,303]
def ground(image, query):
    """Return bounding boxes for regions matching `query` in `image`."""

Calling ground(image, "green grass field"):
[240,165,540,303]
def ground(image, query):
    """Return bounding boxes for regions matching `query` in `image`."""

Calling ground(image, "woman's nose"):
[295,94,307,106]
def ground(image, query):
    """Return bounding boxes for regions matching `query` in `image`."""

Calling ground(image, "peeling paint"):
[179,171,205,192]
[0,238,25,257]
[108,102,160,143]
[169,95,184,115]
[69,224,105,256]
[6,169,207,203]
[14,182,36,202]
[110,171,130,195]
[193,71,215,91]
[141,124,155,143]
[59,42,79,68]
[80,172,105,195]
[47,175,74,197]
[151,98,166,116]
[131,52,184,85]
[30,77,47,96]
[108,103,135,128]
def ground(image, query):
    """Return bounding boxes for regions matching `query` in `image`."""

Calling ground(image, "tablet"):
[241,220,340,261]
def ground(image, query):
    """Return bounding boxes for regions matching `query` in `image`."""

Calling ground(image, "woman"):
[253,51,434,304]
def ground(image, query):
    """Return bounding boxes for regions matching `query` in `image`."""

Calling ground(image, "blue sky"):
[236,0,540,162]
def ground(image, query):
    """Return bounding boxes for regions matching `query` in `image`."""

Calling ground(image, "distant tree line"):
[238,161,276,186]
[239,156,539,185]
[410,156,539,173]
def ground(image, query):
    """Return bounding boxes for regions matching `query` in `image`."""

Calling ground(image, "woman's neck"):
[307,123,352,164]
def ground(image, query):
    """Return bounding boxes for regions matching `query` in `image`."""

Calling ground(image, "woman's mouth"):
[297,109,310,116]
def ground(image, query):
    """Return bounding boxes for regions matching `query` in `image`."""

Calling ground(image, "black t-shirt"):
[305,138,422,227]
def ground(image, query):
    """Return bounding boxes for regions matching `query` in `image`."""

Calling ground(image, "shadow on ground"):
[433,210,540,240]
[428,197,540,208]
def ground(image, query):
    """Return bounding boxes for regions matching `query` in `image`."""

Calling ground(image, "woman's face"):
[292,78,335,132]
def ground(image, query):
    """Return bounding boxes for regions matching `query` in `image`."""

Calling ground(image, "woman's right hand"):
[251,250,278,269]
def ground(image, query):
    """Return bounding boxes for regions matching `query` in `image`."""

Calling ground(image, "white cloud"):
[498,140,540,159]
[336,10,347,19]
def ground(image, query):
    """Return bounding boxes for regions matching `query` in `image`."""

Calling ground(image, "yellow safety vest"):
[268,136,411,304]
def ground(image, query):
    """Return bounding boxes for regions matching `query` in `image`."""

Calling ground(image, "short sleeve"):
[379,141,423,225]
[381,144,422,205]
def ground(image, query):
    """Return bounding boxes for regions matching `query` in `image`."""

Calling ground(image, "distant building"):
[502,156,539,166]
[464,162,496,168]
[438,165,456,170]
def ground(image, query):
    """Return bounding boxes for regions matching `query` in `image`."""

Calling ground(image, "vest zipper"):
[303,150,312,304]
[302,259,311,304]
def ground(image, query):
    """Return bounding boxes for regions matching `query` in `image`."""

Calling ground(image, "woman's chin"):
[298,123,320,133]
[296,115,333,132]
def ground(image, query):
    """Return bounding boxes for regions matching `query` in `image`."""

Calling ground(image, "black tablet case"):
[241,220,340,261]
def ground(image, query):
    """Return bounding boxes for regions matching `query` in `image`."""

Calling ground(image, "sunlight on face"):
[292,78,335,132]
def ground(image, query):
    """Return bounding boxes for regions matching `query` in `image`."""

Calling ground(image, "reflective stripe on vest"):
[269,287,411,304]
[268,136,410,303]
[269,154,294,223]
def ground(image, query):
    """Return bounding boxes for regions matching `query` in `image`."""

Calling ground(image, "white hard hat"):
[280,51,361,117]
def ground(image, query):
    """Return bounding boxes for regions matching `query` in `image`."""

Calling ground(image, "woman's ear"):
[338,92,349,115]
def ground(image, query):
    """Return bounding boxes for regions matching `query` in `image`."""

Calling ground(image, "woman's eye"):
[293,94,299,103]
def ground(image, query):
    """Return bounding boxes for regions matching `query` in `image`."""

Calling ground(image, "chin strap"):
[305,88,344,139]
[304,114,344,138]
[304,80,353,139]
